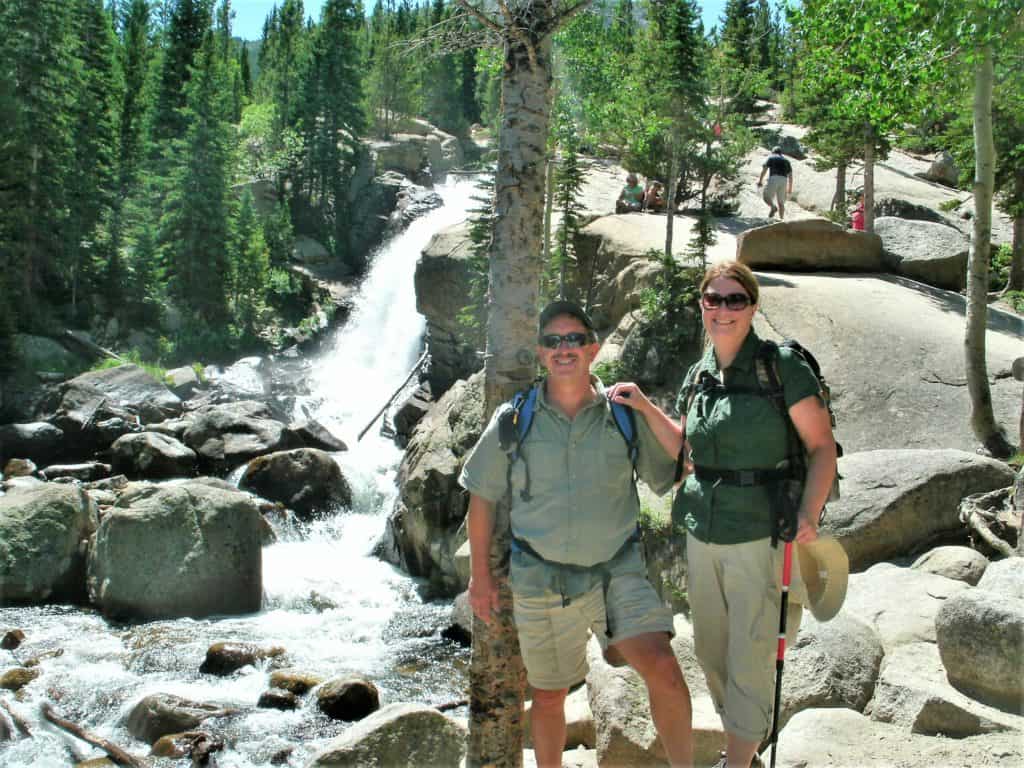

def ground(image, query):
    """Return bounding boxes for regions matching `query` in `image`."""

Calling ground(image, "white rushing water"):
[0,176,479,767]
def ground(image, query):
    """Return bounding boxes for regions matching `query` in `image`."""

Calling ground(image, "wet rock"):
[2,459,36,478]
[0,667,40,690]
[737,219,884,271]
[39,462,112,482]
[125,692,237,745]
[307,702,467,767]
[442,592,472,647]
[1,475,46,493]
[393,384,433,448]
[147,415,194,441]
[824,450,1015,571]
[0,422,65,465]
[110,431,197,479]
[182,400,288,472]
[199,642,285,676]
[911,546,989,585]
[269,669,323,695]
[383,373,483,594]
[59,364,182,424]
[270,746,294,765]
[239,448,352,519]
[204,357,271,400]
[88,481,263,620]
[317,674,381,721]
[284,419,347,453]
[165,365,200,398]
[1,629,25,650]
[83,474,128,493]
[150,731,223,760]
[258,689,300,711]
[93,416,142,446]
[0,484,97,604]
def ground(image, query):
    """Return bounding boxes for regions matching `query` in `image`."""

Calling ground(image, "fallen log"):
[0,698,32,737]
[42,702,147,767]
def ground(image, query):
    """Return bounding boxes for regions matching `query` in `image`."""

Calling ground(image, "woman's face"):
[701,276,756,346]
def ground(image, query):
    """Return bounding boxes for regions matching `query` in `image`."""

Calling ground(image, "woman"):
[608,261,837,768]
[850,190,866,231]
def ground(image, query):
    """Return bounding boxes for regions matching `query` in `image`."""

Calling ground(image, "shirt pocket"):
[516,438,566,498]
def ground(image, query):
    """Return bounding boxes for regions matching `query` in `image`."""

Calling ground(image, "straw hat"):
[796,535,849,622]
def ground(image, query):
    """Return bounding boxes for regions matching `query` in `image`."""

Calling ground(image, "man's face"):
[536,314,599,381]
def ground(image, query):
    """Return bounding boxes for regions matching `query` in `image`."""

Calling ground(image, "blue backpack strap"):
[500,384,540,502]
[608,398,639,476]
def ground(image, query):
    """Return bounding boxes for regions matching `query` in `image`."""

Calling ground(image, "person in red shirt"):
[850,191,865,231]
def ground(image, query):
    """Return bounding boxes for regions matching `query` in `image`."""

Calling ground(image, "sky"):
[231,0,731,41]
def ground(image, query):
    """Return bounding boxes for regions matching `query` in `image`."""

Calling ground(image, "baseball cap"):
[538,300,595,335]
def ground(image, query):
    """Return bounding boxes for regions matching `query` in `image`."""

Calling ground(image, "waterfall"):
[0,176,478,768]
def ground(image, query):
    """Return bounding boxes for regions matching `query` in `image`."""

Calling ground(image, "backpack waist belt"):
[511,530,641,638]
[693,464,792,487]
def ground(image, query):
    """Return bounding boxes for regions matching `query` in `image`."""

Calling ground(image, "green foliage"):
[1002,291,1024,314]
[456,172,494,342]
[91,350,167,382]
[591,359,628,386]
[366,0,420,138]
[547,110,588,301]
[639,248,703,353]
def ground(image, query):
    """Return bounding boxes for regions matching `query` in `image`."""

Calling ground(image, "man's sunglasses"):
[539,332,591,349]
[701,292,752,311]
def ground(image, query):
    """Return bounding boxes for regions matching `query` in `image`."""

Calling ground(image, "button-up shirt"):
[673,331,821,545]
[459,378,675,573]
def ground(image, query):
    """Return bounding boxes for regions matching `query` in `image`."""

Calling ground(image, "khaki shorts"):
[762,175,788,209]
[686,535,807,742]
[512,566,673,691]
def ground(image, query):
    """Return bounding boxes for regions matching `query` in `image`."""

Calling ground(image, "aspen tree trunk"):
[964,42,1012,457]
[832,161,847,215]
[468,9,555,767]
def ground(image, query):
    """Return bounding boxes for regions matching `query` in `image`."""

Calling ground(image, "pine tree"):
[240,41,253,100]
[423,0,466,136]
[549,115,587,301]
[115,0,154,208]
[0,0,77,320]
[159,30,234,324]
[151,0,212,147]
[719,0,762,115]
[231,190,270,334]
[261,0,309,134]
[68,0,123,315]
[366,0,419,137]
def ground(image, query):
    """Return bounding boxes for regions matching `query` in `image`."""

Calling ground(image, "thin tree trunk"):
[469,10,555,767]
[965,42,1012,458]
[1009,206,1023,292]
[544,156,554,273]
[863,127,875,233]
[664,141,678,258]
[832,161,847,215]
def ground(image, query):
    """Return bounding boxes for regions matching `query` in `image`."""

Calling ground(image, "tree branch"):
[495,0,540,71]
[453,0,504,37]
[0,699,32,738]
[546,0,594,34]
[42,703,147,767]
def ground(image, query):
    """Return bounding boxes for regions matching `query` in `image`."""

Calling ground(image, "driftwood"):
[959,487,1019,558]
[61,329,123,362]
[0,698,32,737]
[42,702,147,767]
[357,348,429,441]
[436,698,469,712]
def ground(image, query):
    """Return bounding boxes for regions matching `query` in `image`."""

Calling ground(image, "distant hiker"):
[850,190,866,231]
[757,146,793,220]
[460,300,694,768]
[616,172,645,213]
[644,180,667,213]
[608,262,840,768]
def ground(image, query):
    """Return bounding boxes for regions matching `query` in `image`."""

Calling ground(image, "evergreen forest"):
[0,0,1020,373]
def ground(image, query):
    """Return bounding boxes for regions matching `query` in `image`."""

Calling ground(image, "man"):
[756,146,793,220]
[459,300,694,768]
[645,180,667,213]
[616,172,645,213]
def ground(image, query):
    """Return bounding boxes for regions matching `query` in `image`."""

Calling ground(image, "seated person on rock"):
[616,173,645,213]
[644,180,667,213]
[850,190,865,231]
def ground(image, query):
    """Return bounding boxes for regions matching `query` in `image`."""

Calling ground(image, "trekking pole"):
[768,540,794,768]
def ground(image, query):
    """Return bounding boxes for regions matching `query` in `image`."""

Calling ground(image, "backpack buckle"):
[738,470,756,486]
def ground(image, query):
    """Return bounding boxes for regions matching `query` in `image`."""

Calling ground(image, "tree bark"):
[664,141,678,258]
[832,161,847,215]
[965,42,1013,458]
[1009,206,1023,292]
[863,127,875,233]
[469,6,558,766]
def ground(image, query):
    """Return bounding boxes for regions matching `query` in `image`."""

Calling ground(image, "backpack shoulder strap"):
[754,339,786,414]
[500,384,540,502]
[608,397,639,473]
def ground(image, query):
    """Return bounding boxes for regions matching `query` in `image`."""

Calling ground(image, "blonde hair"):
[700,261,759,305]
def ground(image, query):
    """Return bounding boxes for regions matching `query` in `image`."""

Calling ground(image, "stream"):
[0,176,479,767]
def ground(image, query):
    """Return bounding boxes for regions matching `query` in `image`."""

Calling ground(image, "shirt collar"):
[708,329,761,373]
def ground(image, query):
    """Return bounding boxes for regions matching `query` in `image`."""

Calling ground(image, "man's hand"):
[468,569,500,624]
[795,511,819,544]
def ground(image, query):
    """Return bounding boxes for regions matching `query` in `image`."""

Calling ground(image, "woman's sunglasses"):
[539,332,590,349]
[701,292,752,311]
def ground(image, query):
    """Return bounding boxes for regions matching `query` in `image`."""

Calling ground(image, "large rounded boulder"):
[0,422,65,466]
[87,480,263,619]
[182,400,288,472]
[0,484,97,604]
[239,448,351,519]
